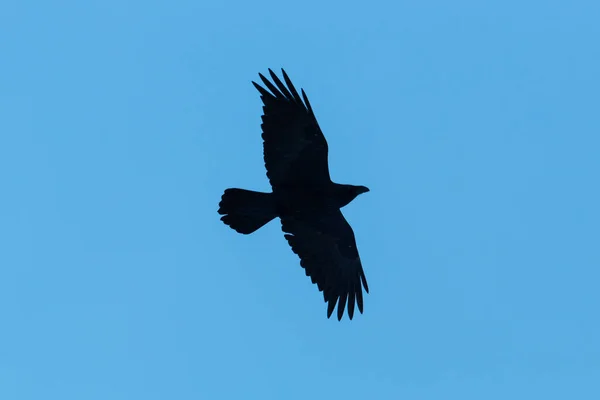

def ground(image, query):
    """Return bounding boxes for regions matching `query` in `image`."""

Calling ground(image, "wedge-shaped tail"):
[218,189,277,234]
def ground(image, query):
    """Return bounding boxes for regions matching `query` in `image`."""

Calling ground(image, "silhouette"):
[218,69,369,320]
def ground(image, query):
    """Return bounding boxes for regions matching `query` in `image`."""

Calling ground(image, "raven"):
[218,69,370,321]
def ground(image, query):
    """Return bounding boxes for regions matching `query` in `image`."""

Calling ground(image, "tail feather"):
[218,188,277,234]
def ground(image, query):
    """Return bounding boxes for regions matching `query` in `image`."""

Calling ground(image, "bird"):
[218,68,370,321]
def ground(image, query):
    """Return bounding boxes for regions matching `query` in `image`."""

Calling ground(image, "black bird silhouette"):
[218,69,370,320]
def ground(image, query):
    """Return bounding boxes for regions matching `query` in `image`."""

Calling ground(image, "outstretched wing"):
[281,209,369,321]
[252,69,330,188]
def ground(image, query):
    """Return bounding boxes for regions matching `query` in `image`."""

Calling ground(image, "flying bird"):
[218,68,370,320]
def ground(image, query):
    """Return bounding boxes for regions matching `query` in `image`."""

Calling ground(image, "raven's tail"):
[218,188,277,234]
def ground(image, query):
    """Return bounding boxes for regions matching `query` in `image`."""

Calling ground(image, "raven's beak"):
[360,186,370,194]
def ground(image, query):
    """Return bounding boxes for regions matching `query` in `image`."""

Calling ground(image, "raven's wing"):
[281,209,369,321]
[252,69,330,188]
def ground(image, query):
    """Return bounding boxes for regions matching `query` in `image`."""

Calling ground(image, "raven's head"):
[337,184,369,208]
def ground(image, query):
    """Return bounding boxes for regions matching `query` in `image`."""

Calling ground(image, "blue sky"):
[1,0,599,399]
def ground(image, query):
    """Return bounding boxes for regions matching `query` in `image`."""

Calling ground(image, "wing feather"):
[252,69,330,187]
[281,210,368,321]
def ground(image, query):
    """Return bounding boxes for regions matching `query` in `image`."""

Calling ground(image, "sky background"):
[1,1,599,399]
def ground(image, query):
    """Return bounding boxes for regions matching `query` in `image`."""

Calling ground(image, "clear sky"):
[1,1,599,399]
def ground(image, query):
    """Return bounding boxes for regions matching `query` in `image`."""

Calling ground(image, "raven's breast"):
[273,185,337,216]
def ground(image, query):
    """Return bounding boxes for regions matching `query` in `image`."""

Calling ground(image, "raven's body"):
[275,183,367,214]
[218,69,370,320]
